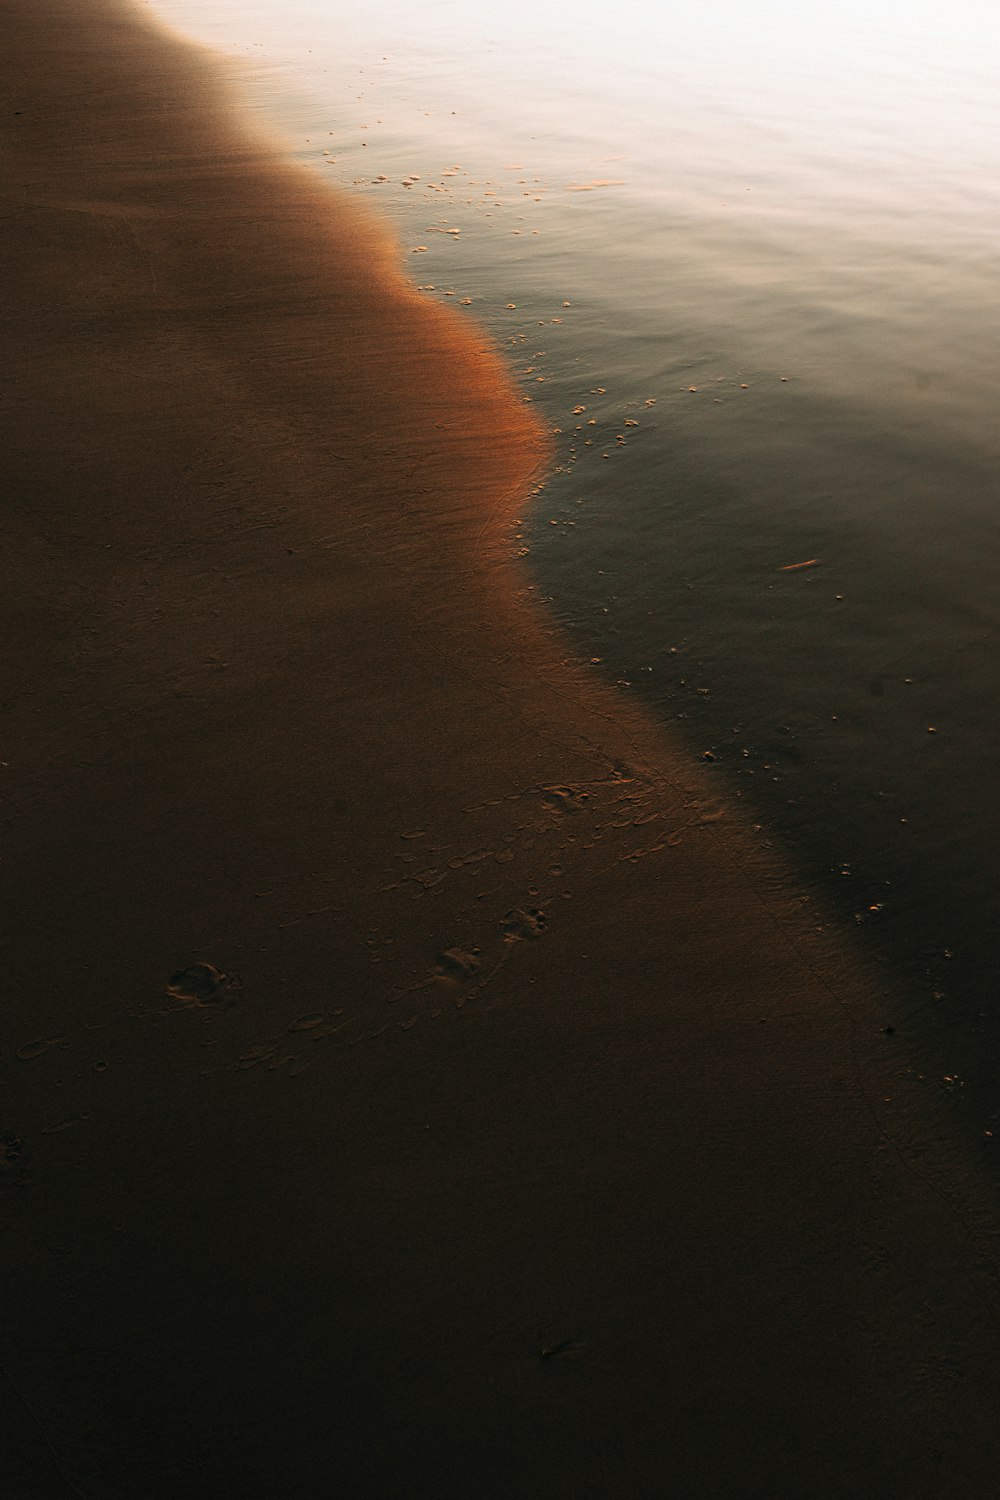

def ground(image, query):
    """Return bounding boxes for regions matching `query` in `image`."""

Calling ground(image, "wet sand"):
[4,1,1000,1495]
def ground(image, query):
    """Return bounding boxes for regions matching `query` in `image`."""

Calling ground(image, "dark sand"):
[3,2,1000,1495]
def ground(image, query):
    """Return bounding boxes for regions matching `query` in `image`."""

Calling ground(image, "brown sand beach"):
[3,1,1000,1494]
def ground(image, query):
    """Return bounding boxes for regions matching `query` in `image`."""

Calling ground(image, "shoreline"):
[4,2,1000,1495]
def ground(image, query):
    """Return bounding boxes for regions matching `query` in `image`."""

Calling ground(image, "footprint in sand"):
[501,907,548,941]
[435,947,482,981]
[541,785,589,815]
[166,962,238,1005]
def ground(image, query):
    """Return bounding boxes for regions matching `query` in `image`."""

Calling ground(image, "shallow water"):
[150,0,1000,1116]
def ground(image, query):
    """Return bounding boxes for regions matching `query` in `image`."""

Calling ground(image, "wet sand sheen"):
[4,1,1000,1495]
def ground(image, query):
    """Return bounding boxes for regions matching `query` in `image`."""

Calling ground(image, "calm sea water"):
[151,0,1000,1115]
